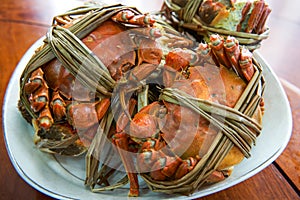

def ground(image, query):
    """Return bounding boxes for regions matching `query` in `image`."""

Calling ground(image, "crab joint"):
[37,106,54,130]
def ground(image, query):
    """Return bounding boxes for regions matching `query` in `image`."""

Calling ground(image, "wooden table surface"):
[1,0,299,199]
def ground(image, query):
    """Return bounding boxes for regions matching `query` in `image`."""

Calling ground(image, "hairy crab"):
[161,0,271,50]
[19,5,165,155]
[18,4,265,197]
[107,33,263,196]
[198,0,271,34]
[167,0,271,34]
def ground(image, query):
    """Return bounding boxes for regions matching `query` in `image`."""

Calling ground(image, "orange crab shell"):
[160,63,262,170]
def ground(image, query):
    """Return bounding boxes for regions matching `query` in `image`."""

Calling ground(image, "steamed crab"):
[108,34,263,196]
[19,7,164,155]
[18,4,264,197]
[199,0,271,34]
[170,0,271,34]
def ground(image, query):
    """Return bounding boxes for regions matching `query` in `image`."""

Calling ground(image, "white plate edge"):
[2,40,294,200]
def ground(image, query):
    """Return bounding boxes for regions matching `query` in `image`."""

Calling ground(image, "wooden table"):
[1,0,299,199]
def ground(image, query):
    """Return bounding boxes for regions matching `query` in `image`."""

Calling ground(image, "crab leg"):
[131,27,162,39]
[163,33,194,48]
[197,42,218,66]
[137,139,183,180]
[174,157,198,179]
[237,1,252,32]
[129,63,159,82]
[112,132,139,197]
[25,68,54,130]
[37,105,54,130]
[54,15,73,26]
[245,0,265,33]
[115,98,137,133]
[239,47,254,81]
[255,4,271,34]
[224,36,243,77]
[205,170,226,183]
[209,34,232,68]
[29,86,48,113]
[111,10,135,22]
[128,14,155,26]
[26,68,49,113]
[150,156,182,180]
[113,99,139,196]
[137,139,200,181]
[50,91,66,121]
[112,10,155,26]
[24,68,44,95]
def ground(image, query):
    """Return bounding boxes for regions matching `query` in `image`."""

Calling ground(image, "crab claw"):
[128,63,159,82]
[137,149,161,172]
[95,98,110,121]
[130,111,158,139]
[165,48,198,71]
[137,37,162,66]
[129,102,162,140]
[116,98,137,133]
[25,68,50,113]
[66,98,110,130]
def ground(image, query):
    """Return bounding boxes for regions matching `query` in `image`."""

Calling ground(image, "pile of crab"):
[18,4,265,197]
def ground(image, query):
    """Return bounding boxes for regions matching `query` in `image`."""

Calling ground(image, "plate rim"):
[2,37,76,200]
[2,38,293,200]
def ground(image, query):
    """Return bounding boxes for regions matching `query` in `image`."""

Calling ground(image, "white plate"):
[3,38,293,200]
